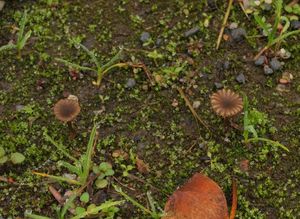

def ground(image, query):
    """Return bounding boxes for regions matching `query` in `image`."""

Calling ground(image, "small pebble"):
[192,101,201,109]
[214,82,224,89]
[276,84,289,92]
[236,73,246,84]
[278,48,291,59]
[184,27,200,38]
[264,65,274,75]
[140,32,150,43]
[16,105,25,111]
[270,58,282,71]
[223,60,230,70]
[291,20,300,30]
[156,38,162,46]
[229,22,238,29]
[231,28,246,41]
[0,1,4,11]
[125,78,136,88]
[254,55,265,66]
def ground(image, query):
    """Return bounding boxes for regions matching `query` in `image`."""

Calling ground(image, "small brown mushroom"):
[53,98,80,123]
[210,89,243,118]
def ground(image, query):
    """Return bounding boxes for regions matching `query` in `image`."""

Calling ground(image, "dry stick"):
[229,179,238,219]
[288,0,299,6]
[216,0,234,49]
[177,87,210,132]
[239,2,250,20]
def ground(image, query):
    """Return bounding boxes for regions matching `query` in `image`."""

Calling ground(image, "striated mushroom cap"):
[210,89,243,118]
[163,173,229,219]
[53,99,80,122]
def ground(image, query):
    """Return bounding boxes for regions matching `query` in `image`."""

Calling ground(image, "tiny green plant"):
[0,10,32,58]
[25,195,123,219]
[56,43,127,86]
[33,124,98,185]
[243,95,289,152]
[254,0,300,59]
[114,185,164,219]
[0,146,25,165]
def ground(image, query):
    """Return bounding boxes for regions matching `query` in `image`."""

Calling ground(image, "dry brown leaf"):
[163,173,229,219]
[136,157,150,174]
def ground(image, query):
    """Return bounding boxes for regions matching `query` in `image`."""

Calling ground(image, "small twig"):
[216,0,234,49]
[229,179,238,219]
[127,174,165,195]
[113,176,136,191]
[239,2,250,20]
[127,62,155,85]
[48,185,64,204]
[177,87,210,132]
[288,0,299,6]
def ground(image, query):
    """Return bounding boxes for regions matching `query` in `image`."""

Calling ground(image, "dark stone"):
[270,58,282,71]
[15,105,25,111]
[184,27,200,38]
[140,32,150,43]
[125,78,136,88]
[200,156,211,161]
[231,28,246,41]
[254,56,265,66]
[291,20,300,30]
[236,73,246,84]
[91,190,108,205]
[207,0,217,10]
[156,38,162,46]
[133,135,142,143]
[214,82,224,89]
[223,60,230,70]
[264,65,274,75]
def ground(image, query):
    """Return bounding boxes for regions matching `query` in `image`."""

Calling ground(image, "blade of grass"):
[18,30,32,50]
[114,185,152,215]
[17,10,28,44]
[70,200,124,219]
[79,43,102,71]
[32,171,81,185]
[254,29,300,60]
[44,133,78,162]
[58,160,82,176]
[247,137,289,152]
[80,125,98,184]
[101,48,124,71]
[55,58,96,72]
[25,214,52,219]
[0,43,16,52]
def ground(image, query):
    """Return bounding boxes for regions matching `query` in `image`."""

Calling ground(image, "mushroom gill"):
[210,89,243,118]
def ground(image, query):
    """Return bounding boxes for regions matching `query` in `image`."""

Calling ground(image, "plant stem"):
[247,137,289,152]
[216,0,234,49]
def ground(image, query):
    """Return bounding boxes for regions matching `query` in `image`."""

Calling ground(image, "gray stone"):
[236,73,246,84]
[125,78,136,88]
[192,101,201,109]
[270,58,282,71]
[254,56,265,66]
[231,28,246,41]
[15,105,25,111]
[223,60,230,70]
[140,32,150,43]
[184,27,200,38]
[156,38,162,46]
[0,1,5,11]
[291,20,300,30]
[214,82,223,89]
[264,65,274,75]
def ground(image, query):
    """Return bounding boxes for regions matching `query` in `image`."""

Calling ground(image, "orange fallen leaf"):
[136,157,150,174]
[163,173,231,219]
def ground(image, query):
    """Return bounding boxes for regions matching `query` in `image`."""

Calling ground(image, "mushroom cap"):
[53,99,80,122]
[210,89,243,118]
[163,173,229,219]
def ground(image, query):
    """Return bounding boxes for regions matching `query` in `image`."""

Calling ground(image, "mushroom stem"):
[67,122,77,139]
